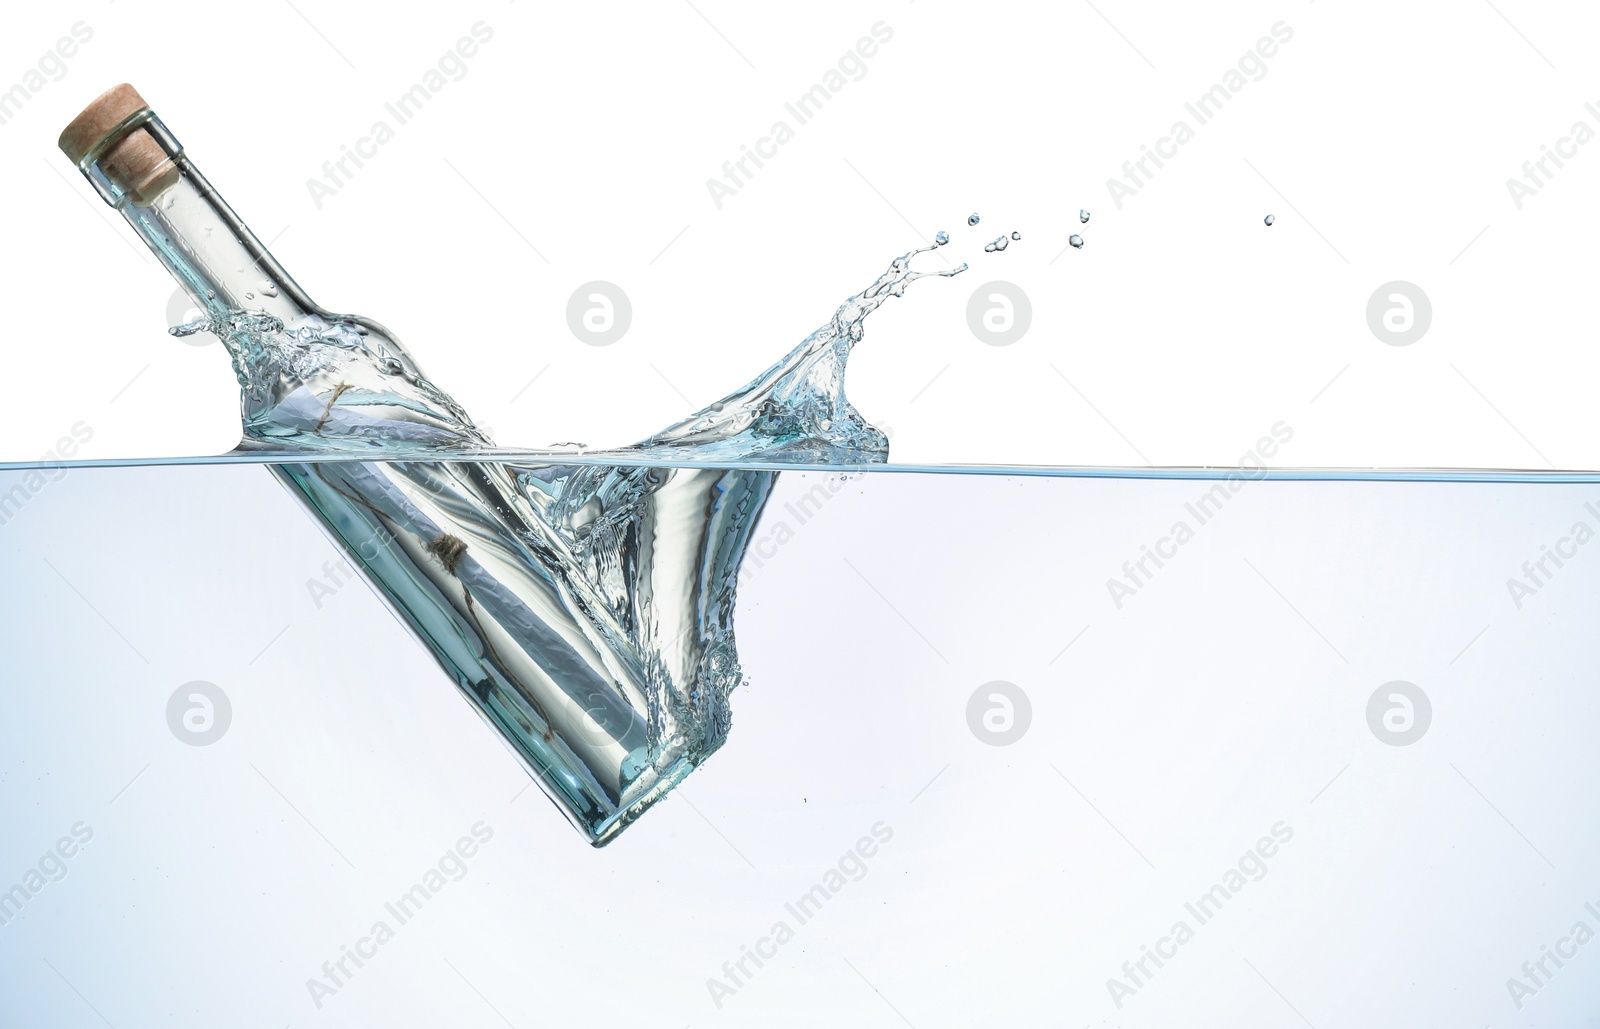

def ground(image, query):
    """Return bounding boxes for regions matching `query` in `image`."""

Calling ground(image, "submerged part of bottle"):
[276,456,776,843]
[62,84,958,843]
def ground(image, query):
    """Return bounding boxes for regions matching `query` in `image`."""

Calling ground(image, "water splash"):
[174,239,970,843]
[624,241,966,464]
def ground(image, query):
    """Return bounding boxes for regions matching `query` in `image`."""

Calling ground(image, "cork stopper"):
[59,83,179,204]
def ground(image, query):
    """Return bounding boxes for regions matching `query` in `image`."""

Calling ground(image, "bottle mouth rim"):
[72,107,157,171]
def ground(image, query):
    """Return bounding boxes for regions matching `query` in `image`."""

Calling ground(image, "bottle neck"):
[68,99,486,451]
[79,110,317,326]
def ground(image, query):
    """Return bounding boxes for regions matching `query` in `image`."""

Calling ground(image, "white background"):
[1,0,1596,470]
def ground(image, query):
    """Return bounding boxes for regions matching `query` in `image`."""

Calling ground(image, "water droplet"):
[968,213,980,226]
[1069,234,1084,249]
[243,292,255,300]
[260,281,279,298]
[983,235,1010,253]
[1010,231,1021,240]
[1079,210,1091,224]
[934,230,949,245]
[1264,214,1275,226]
[381,357,404,375]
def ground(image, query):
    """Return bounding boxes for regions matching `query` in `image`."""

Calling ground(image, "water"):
[1079,209,1091,223]
[1265,213,1276,226]
[6,458,1600,1028]
[159,240,970,845]
[1069,233,1085,249]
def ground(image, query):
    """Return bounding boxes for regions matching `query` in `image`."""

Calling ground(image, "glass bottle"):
[61,84,773,845]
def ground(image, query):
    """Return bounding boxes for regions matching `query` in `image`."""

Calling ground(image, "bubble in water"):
[934,230,949,245]
[968,213,980,226]
[1010,231,1021,240]
[1079,210,1091,224]
[1264,214,1275,226]
[984,235,1010,253]
[1069,234,1084,249]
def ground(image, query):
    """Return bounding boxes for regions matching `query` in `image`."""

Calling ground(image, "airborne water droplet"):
[1079,210,1091,224]
[934,230,949,245]
[1069,234,1084,249]
[968,213,980,226]
[1264,214,1276,226]
[1011,231,1021,240]
[983,235,1009,252]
